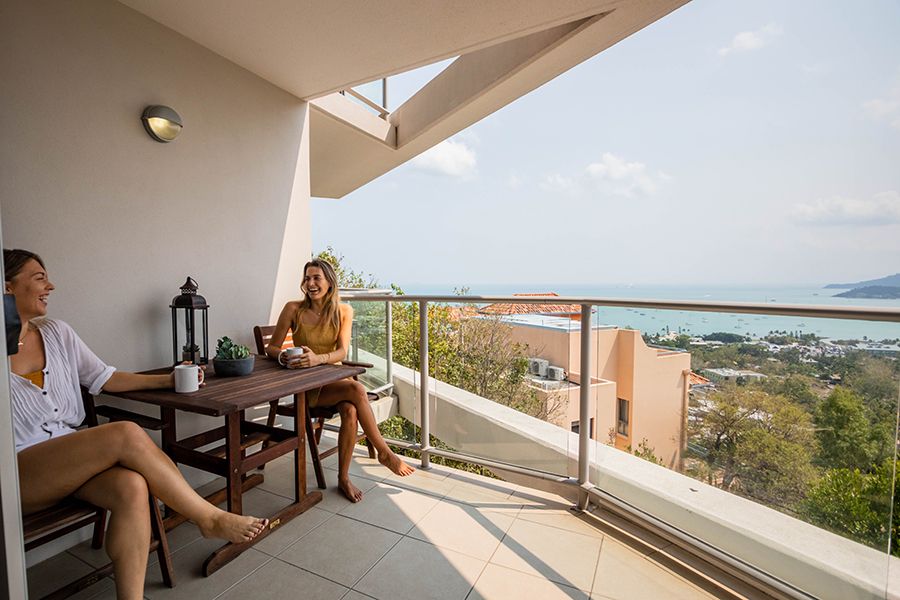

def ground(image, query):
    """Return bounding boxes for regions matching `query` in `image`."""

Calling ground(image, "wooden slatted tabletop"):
[112,357,364,415]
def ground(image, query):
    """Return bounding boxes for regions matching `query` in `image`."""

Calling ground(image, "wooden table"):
[105,356,364,575]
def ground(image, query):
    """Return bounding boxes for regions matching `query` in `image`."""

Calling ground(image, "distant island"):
[825,273,900,289]
[834,286,900,299]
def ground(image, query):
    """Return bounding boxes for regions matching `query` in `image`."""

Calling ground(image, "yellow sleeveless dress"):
[291,308,340,407]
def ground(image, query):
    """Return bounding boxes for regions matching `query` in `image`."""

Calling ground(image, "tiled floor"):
[27,445,735,600]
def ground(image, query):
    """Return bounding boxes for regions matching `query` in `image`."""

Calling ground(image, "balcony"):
[19,293,900,599]
[27,446,738,600]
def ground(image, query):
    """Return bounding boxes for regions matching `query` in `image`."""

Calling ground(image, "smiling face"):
[5,259,54,321]
[302,266,330,302]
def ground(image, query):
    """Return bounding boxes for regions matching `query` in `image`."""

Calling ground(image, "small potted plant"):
[212,336,254,377]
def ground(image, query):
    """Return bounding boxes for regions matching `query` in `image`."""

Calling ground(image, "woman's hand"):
[167,361,206,388]
[286,346,322,369]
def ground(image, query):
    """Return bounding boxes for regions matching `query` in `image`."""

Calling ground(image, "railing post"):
[385,301,393,386]
[577,304,593,510]
[419,301,431,469]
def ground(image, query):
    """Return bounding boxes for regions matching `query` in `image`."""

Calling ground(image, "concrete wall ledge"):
[390,362,900,600]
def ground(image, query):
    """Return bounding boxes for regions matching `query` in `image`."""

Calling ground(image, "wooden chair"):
[22,389,175,599]
[253,325,377,490]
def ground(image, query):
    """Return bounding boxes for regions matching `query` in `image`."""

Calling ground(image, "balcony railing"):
[339,78,389,118]
[343,291,900,600]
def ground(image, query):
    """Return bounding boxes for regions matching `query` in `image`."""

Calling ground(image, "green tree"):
[801,461,897,554]
[815,387,873,471]
[689,386,816,507]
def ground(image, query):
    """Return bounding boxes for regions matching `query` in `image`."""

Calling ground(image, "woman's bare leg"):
[17,422,266,542]
[335,402,363,502]
[316,380,414,477]
[74,468,150,600]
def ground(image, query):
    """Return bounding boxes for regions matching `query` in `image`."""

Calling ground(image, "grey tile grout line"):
[464,509,517,600]
[207,551,276,600]
[255,507,338,558]
[346,528,406,593]
[589,534,606,598]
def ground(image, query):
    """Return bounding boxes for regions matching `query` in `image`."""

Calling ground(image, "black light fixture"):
[142,105,183,142]
[170,277,209,365]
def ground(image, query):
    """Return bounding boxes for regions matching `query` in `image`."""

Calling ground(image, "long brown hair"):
[4,249,46,283]
[300,259,341,329]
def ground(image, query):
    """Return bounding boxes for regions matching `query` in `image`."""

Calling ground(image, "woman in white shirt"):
[5,249,267,600]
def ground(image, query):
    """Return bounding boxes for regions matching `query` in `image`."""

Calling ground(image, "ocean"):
[399,283,900,341]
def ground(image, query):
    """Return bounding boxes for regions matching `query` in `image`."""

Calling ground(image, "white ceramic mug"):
[278,346,304,366]
[174,364,204,393]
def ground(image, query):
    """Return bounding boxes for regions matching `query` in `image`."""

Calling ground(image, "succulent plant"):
[215,336,251,360]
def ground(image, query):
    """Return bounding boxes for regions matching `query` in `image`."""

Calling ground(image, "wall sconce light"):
[141,105,182,142]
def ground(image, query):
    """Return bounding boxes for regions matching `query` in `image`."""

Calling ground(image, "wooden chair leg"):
[258,400,280,470]
[149,495,175,588]
[314,417,325,444]
[366,437,376,459]
[90,508,106,550]
[305,416,327,490]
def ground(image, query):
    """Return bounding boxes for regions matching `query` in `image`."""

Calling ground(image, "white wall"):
[0,0,311,364]
[0,0,313,564]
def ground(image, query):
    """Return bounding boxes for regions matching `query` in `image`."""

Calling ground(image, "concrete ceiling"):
[117,0,634,100]
[118,0,689,198]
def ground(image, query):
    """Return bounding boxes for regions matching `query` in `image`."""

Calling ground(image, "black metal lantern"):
[170,277,209,365]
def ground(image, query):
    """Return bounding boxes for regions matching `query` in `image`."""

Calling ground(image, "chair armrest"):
[341,360,374,369]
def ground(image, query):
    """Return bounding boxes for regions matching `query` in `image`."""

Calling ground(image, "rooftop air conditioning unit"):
[528,358,549,377]
[547,366,565,381]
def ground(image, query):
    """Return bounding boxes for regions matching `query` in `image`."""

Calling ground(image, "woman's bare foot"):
[199,510,268,543]
[338,477,364,503]
[378,450,415,476]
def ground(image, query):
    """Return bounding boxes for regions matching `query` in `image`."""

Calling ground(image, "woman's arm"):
[265,302,297,361]
[102,371,173,393]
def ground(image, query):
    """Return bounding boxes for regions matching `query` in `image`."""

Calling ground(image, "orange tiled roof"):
[478,293,581,316]
[689,371,711,386]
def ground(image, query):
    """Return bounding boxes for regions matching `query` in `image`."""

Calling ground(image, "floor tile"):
[408,500,514,561]
[469,563,589,600]
[591,537,716,600]
[339,482,440,534]
[342,591,377,600]
[508,485,573,509]
[323,455,393,482]
[216,557,348,600]
[254,506,333,556]
[142,538,270,599]
[441,479,522,514]
[355,537,485,600]
[383,465,456,498]
[278,514,400,587]
[490,518,602,591]
[69,577,117,600]
[517,506,605,539]
[255,456,317,499]
[26,551,94,599]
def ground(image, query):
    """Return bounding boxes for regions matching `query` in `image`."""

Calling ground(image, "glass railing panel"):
[378,298,420,448]
[586,305,900,599]
[346,296,388,389]
[417,301,577,480]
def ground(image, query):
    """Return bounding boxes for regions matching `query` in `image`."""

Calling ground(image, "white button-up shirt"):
[10,319,116,452]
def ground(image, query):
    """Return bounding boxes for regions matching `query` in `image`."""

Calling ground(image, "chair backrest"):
[252,325,294,355]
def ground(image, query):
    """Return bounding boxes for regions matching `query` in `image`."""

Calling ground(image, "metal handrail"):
[339,293,900,322]
[341,87,389,118]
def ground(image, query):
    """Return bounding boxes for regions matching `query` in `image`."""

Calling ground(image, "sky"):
[312,0,900,289]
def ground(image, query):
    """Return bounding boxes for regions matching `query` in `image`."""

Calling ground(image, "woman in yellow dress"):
[265,259,414,502]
